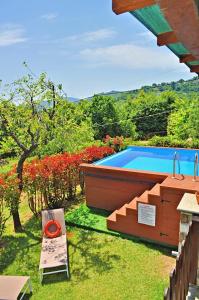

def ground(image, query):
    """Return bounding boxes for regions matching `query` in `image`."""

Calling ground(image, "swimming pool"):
[94,146,198,176]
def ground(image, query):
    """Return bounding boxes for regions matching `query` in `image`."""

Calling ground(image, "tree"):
[168,94,199,139]
[89,95,121,140]
[0,73,62,231]
[128,90,177,139]
[37,98,94,155]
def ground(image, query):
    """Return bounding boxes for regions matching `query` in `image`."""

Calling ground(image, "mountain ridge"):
[83,76,199,101]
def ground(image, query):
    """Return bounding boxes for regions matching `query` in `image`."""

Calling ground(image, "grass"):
[0,156,37,175]
[66,204,111,232]
[0,196,175,300]
[0,158,18,174]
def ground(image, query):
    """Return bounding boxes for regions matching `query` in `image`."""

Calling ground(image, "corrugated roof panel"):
[130,5,172,36]
[188,60,199,66]
[168,43,190,56]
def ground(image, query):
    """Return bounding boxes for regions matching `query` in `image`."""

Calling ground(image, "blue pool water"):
[94,146,199,176]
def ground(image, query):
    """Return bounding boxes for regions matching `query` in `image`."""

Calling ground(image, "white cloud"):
[0,24,27,47]
[41,13,58,21]
[137,31,156,41]
[80,43,182,70]
[67,28,116,43]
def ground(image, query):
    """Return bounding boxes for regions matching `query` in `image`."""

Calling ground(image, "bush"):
[103,135,125,152]
[23,153,81,216]
[0,176,6,238]
[23,146,114,216]
[0,172,20,239]
[149,135,199,149]
[82,145,114,162]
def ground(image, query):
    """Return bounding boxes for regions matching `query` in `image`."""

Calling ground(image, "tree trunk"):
[11,153,28,232]
[17,153,28,192]
[12,210,22,232]
[13,145,38,232]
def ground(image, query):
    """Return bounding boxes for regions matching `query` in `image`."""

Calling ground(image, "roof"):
[112,0,199,74]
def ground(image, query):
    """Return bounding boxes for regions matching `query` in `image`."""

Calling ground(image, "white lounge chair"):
[0,275,32,300]
[39,208,69,283]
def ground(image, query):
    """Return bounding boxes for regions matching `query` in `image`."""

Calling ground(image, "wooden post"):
[190,216,199,285]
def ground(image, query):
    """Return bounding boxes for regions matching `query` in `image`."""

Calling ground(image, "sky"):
[0,0,194,99]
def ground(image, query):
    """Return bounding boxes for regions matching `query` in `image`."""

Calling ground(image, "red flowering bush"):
[82,145,114,163]
[79,145,114,192]
[0,172,20,238]
[0,175,6,238]
[23,145,113,216]
[103,135,124,152]
[23,153,81,216]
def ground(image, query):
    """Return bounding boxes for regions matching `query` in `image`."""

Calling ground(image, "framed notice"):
[138,203,156,227]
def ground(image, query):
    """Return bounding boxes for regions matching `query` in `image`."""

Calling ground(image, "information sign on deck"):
[138,203,156,227]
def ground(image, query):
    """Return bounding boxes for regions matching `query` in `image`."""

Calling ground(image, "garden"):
[0,72,197,299]
[0,152,175,300]
[0,142,176,299]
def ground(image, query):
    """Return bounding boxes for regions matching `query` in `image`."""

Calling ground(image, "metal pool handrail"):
[172,151,180,179]
[193,152,198,182]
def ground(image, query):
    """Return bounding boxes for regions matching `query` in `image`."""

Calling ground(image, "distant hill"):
[86,76,199,101]
[68,97,80,102]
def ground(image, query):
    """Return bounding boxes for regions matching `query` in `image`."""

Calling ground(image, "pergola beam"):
[179,54,196,63]
[190,65,199,73]
[112,0,156,15]
[157,31,178,46]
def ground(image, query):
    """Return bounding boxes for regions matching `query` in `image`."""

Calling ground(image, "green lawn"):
[66,204,111,232]
[0,158,18,174]
[0,196,174,300]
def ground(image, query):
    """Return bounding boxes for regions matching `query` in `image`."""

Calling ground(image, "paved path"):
[187,285,199,300]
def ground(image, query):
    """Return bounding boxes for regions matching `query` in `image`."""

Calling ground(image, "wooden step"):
[139,190,149,202]
[118,204,127,216]
[148,183,161,199]
[127,191,149,212]
[107,211,117,222]
[127,197,139,210]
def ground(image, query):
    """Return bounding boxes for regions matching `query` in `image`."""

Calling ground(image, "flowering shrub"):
[0,175,6,238]
[23,154,81,216]
[23,146,113,216]
[79,145,115,192]
[82,145,114,163]
[104,135,124,152]
[0,172,20,238]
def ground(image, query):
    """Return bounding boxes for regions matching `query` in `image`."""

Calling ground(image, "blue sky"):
[0,0,194,98]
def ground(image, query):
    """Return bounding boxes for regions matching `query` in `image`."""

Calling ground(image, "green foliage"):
[168,95,199,140]
[124,90,176,139]
[0,177,7,238]
[103,135,125,152]
[89,95,120,139]
[89,95,137,140]
[37,99,94,156]
[3,172,21,215]
[149,135,199,149]
[95,76,199,100]
[0,172,20,238]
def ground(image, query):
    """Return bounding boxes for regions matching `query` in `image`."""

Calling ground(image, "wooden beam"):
[190,65,199,73]
[112,0,156,15]
[179,54,196,63]
[159,0,199,61]
[157,31,178,46]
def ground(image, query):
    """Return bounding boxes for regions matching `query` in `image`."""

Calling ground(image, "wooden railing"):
[164,219,199,300]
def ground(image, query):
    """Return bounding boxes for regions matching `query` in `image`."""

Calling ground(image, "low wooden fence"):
[164,218,199,300]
